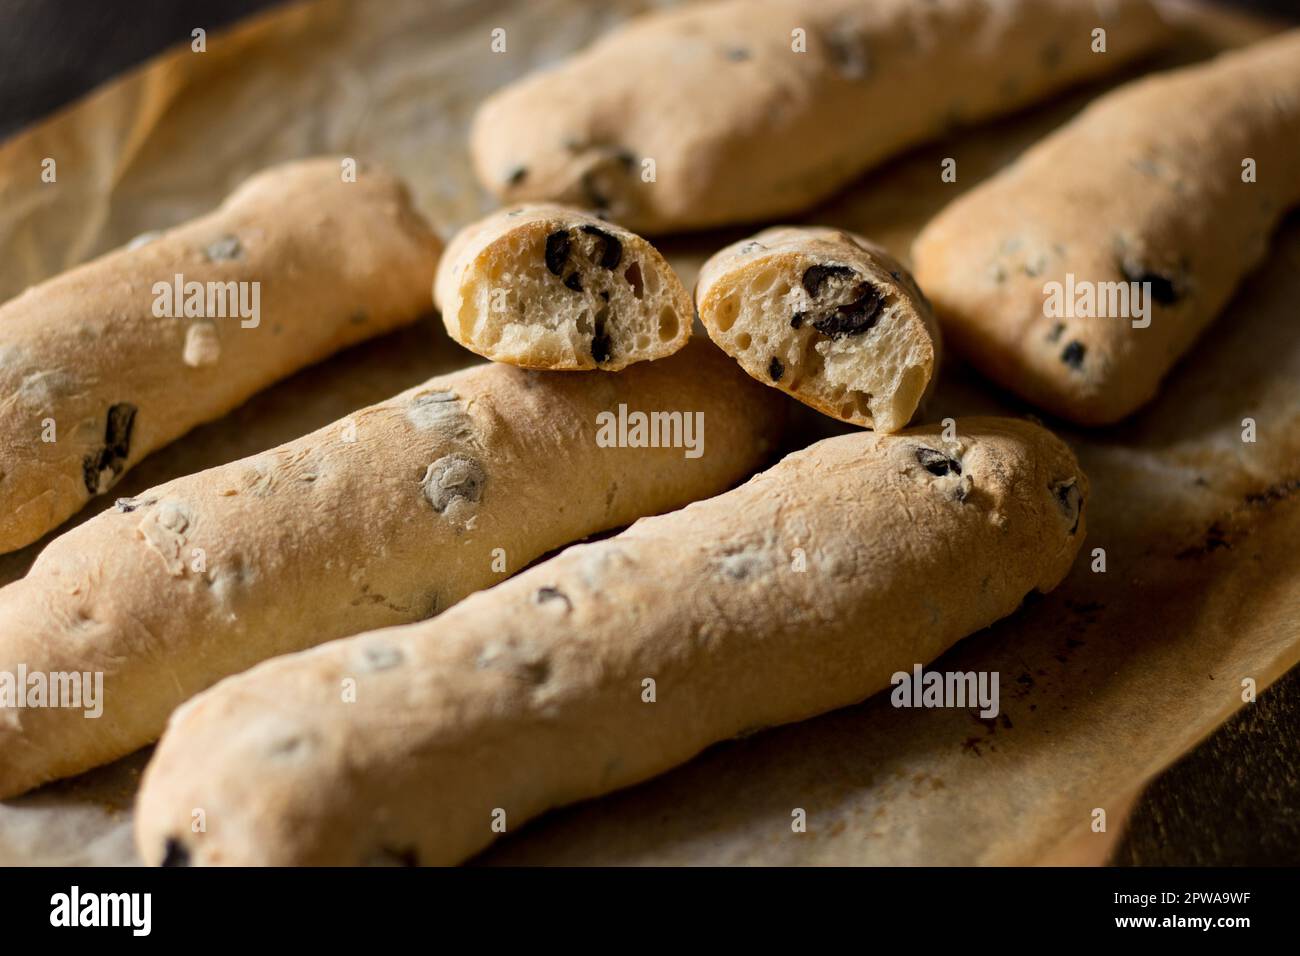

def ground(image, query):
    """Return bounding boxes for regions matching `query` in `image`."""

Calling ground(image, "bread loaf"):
[0,340,783,798]
[0,158,443,554]
[135,417,1087,865]
[471,0,1169,233]
[912,30,1300,424]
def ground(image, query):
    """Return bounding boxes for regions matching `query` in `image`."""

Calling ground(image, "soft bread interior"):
[706,255,933,430]
[456,222,684,370]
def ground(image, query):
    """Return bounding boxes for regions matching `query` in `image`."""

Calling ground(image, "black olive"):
[1053,480,1083,535]
[81,402,137,494]
[161,838,191,867]
[545,230,571,276]
[1142,273,1178,305]
[535,587,573,612]
[591,316,613,364]
[1119,260,1180,305]
[916,447,962,477]
[1061,340,1086,369]
[811,284,884,339]
[801,264,856,298]
[580,225,623,270]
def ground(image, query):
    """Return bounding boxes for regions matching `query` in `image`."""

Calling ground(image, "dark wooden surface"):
[0,0,278,141]
[0,0,1296,867]
[1114,673,1300,865]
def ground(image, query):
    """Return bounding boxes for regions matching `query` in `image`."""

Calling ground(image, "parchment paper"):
[0,0,1296,866]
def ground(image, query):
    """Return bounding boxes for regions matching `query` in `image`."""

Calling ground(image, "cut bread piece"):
[696,226,941,432]
[434,204,692,371]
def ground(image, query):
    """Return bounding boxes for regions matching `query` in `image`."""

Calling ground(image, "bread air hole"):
[714,295,741,332]
[749,266,781,296]
[835,390,874,422]
[642,261,661,296]
[735,331,752,351]
[658,306,679,342]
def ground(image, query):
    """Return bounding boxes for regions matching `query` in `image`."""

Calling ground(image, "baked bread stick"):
[0,158,443,554]
[136,417,1087,866]
[0,340,783,798]
[912,30,1300,424]
[471,0,1169,233]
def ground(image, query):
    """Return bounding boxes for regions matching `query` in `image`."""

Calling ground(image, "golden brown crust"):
[470,0,1169,233]
[135,416,1086,866]
[0,158,444,554]
[912,31,1300,425]
[0,340,784,798]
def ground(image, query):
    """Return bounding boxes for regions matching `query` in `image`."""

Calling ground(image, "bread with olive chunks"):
[135,417,1086,866]
[0,158,444,555]
[912,30,1300,425]
[470,0,1169,233]
[0,340,784,799]
[434,205,692,371]
[697,227,940,431]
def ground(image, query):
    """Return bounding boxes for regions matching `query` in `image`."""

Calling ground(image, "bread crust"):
[135,416,1086,866]
[0,158,444,554]
[0,340,784,798]
[696,226,940,431]
[912,30,1300,425]
[470,0,1169,233]
[434,204,692,370]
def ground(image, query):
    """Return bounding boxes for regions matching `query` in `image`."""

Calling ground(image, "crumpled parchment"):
[0,0,1296,865]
